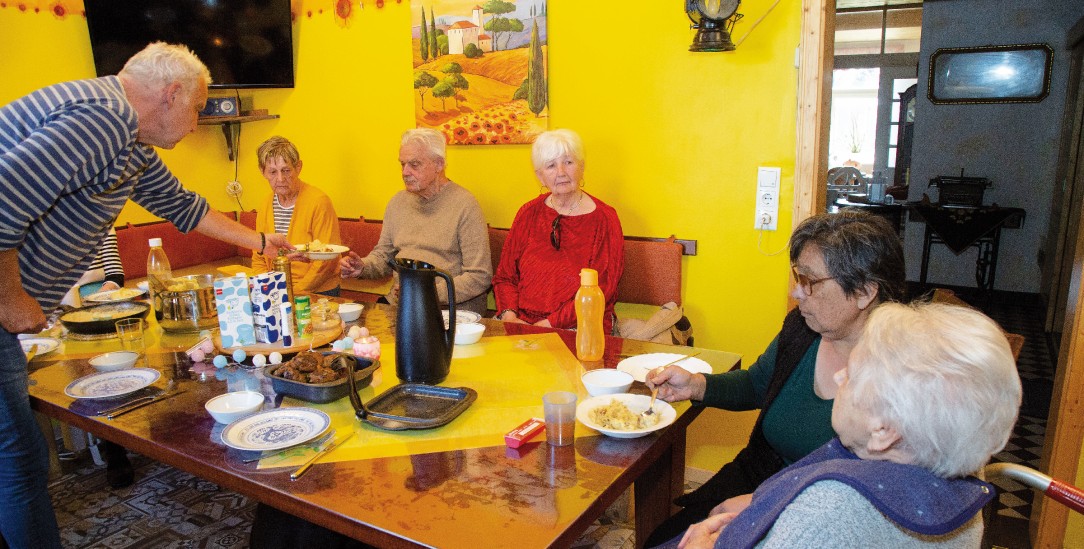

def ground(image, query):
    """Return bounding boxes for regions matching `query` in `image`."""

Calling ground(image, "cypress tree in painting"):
[526,19,546,116]
[419,7,430,62]
[430,12,439,59]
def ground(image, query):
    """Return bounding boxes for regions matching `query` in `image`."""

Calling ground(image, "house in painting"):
[446,20,480,55]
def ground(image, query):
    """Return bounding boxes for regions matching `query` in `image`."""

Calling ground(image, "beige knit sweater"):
[351,181,492,315]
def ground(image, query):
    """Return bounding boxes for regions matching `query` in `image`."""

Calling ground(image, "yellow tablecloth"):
[268,332,583,467]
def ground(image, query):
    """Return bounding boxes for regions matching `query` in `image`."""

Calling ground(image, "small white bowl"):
[204,391,264,424]
[89,351,139,372]
[581,369,634,397]
[454,322,486,345]
[338,303,363,322]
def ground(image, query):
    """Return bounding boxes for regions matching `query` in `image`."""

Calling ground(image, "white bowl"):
[454,322,486,345]
[337,303,363,322]
[577,393,677,439]
[89,351,139,372]
[581,369,634,396]
[204,391,264,424]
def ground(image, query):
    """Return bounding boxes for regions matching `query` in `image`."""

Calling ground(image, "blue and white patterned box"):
[249,271,290,344]
[214,274,256,347]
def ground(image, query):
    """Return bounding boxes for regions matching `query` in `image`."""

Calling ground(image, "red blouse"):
[493,193,624,332]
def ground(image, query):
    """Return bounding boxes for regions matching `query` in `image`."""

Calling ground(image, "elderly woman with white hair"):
[493,129,624,330]
[669,301,1021,549]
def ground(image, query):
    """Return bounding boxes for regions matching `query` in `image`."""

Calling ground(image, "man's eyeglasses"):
[792,268,833,296]
[550,215,562,250]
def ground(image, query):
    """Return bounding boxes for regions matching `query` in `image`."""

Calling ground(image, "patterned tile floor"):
[46,288,1052,548]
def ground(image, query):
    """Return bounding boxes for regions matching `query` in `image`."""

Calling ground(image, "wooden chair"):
[929,288,1025,361]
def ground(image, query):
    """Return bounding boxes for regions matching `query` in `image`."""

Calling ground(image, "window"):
[836,6,922,56]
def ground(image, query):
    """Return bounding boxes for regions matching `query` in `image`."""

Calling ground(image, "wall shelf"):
[197,113,279,161]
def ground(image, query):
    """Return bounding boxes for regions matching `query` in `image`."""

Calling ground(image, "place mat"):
[266,332,582,467]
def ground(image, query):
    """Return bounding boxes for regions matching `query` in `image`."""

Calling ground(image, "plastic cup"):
[115,318,145,356]
[543,391,577,446]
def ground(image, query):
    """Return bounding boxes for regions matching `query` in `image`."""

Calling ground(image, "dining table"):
[26,300,741,548]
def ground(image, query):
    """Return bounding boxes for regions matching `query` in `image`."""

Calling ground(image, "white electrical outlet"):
[754,167,781,231]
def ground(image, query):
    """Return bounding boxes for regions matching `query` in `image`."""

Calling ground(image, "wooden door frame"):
[1031,17,1084,548]
[794,0,833,228]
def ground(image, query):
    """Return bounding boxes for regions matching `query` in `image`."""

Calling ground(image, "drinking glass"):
[115,318,145,358]
[542,391,577,446]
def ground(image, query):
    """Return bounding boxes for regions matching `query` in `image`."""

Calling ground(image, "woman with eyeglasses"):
[493,129,624,331]
[643,210,907,547]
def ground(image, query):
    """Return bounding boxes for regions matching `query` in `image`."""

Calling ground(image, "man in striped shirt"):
[0,42,289,549]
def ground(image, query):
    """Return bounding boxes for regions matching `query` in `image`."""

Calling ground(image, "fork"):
[642,353,702,419]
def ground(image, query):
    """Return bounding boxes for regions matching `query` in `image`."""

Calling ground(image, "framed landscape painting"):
[411,0,549,145]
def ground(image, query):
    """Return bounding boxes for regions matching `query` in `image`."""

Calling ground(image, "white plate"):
[303,244,349,261]
[617,353,713,383]
[441,309,481,329]
[64,368,161,400]
[21,337,59,357]
[577,393,676,439]
[220,408,332,452]
[85,287,147,303]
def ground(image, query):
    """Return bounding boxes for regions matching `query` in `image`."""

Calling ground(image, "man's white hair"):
[401,128,447,162]
[119,42,211,94]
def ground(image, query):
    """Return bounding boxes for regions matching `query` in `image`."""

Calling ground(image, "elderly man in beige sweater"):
[340,128,493,315]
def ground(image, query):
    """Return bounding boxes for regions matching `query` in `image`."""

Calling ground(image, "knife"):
[291,431,354,481]
[104,389,185,419]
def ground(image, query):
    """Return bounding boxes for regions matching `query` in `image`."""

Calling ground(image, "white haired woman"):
[493,129,624,330]
[670,301,1021,548]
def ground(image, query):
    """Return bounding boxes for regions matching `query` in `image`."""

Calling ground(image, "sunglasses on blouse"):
[550,215,562,250]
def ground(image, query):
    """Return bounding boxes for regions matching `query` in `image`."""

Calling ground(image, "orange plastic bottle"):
[575,268,605,361]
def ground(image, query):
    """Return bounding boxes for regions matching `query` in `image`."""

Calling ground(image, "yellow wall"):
[0,1,801,471]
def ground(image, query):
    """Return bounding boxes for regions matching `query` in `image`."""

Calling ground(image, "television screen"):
[84,0,295,89]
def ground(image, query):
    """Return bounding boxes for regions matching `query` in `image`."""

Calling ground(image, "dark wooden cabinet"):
[894,84,917,187]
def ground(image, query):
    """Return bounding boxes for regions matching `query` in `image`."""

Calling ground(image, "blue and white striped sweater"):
[0,76,208,311]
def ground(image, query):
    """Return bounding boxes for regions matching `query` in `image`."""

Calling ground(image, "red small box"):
[505,418,545,448]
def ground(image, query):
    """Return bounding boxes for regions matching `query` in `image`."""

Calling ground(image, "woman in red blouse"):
[493,129,624,332]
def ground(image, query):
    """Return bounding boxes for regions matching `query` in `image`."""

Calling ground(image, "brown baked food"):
[291,351,322,373]
[307,367,341,384]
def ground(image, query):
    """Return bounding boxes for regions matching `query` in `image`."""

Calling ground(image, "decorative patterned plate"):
[21,337,60,357]
[64,368,161,400]
[220,408,332,452]
[441,310,481,329]
[617,353,713,383]
[577,393,677,439]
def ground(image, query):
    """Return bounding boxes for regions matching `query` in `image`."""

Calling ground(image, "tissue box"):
[213,275,256,347]
[249,271,290,343]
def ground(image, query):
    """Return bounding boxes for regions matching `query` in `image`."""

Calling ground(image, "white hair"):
[848,302,1021,478]
[401,128,446,162]
[119,42,211,94]
[531,129,585,171]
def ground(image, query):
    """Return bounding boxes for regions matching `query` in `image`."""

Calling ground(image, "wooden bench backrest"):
[339,217,384,258]
[487,227,683,307]
[115,212,240,278]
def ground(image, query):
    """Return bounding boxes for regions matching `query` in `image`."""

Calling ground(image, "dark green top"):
[700,336,836,464]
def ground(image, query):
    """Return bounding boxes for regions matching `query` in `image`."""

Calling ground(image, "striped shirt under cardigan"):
[0,76,208,312]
